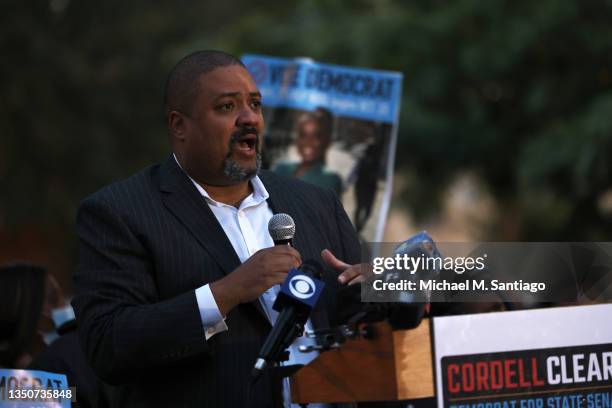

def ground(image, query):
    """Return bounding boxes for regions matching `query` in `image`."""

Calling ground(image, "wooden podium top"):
[290,319,435,404]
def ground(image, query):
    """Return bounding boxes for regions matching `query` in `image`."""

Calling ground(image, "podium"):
[290,319,435,404]
[290,304,612,406]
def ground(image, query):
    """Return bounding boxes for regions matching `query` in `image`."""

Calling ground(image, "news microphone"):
[251,259,325,380]
[343,232,433,329]
[268,213,295,246]
[383,232,432,328]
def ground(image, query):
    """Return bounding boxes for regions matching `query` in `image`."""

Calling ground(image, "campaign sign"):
[433,304,612,408]
[240,54,403,242]
[0,368,71,408]
[442,344,612,408]
[241,54,402,123]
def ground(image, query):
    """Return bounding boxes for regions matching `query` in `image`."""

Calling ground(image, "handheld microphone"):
[251,259,325,381]
[268,213,295,246]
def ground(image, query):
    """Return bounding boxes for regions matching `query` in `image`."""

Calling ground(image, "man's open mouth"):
[235,134,258,150]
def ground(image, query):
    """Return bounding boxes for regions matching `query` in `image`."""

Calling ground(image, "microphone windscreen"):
[268,213,296,242]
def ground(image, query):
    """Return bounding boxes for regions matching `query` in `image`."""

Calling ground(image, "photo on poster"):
[242,55,403,241]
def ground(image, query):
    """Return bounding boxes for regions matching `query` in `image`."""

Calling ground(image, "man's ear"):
[168,110,188,142]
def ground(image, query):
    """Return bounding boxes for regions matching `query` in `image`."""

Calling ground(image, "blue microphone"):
[251,259,325,380]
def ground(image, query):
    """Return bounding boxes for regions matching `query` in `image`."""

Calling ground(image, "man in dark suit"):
[72,50,365,407]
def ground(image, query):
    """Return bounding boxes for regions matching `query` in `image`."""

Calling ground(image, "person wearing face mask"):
[0,263,96,407]
[274,108,343,196]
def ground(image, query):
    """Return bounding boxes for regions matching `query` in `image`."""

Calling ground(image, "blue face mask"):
[51,305,75,328]
[40,305,75,345]
[41,330,59,345]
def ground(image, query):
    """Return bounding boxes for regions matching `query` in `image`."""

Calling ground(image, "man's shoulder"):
[81,163,161,208]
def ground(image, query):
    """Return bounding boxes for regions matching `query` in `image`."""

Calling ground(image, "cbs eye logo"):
[289,275,316,299]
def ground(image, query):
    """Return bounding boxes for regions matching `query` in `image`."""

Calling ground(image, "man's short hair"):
[163,50,245,119]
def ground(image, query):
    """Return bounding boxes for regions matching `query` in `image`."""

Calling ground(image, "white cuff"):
[195,284,228,340]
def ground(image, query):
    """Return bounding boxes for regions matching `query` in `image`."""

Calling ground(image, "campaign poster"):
[433,304,612,408]
[0,368,71,407]
[241,54,403,241]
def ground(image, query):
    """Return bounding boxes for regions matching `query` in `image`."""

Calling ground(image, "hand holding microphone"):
[209,213,301,317]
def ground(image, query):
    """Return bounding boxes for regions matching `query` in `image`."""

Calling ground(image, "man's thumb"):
[321,249,349,270]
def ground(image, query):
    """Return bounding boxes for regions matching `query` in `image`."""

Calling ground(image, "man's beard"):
[223,127,262,183]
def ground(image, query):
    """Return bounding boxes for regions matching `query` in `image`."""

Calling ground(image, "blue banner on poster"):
[0,368,71,407]
[241,54,403,123]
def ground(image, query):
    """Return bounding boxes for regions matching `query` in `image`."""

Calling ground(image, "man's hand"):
[321,249,367,285]
[210,246,301,316]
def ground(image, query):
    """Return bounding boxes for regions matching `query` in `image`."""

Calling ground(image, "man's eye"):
[250,100,262,109]
[218,103,234,111]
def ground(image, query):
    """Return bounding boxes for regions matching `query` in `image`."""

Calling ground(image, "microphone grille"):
[268,213,296,242]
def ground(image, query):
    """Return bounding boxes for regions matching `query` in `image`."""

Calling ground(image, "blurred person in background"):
[29,273,98,408]
[0,263,46,368]
[274,107,342,195]
[346,121,385,234]
[0,262,96,407]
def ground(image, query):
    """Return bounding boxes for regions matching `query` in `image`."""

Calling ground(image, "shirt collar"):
[173,153,269,207]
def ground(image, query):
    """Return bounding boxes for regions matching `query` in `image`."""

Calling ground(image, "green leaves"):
[2,0,611,240]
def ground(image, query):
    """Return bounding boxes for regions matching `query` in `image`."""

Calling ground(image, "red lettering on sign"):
[462,363,475,392]
[532,357,545,386]
[517,358,531,387]
[491,360,504,390]
[448,364,460,393]
[476,361,489,391]
[504,359,518,389]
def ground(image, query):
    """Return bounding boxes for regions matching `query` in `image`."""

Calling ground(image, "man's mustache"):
[229,127,259,145]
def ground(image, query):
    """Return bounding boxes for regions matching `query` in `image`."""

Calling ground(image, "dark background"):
[2,0,611,292]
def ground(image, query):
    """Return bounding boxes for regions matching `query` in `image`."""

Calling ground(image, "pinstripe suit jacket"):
[72,156,361,408]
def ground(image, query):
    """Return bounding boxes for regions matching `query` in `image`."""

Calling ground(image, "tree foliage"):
[2,0,611,242]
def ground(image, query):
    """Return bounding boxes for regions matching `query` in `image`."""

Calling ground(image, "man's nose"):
[236,105,262,128]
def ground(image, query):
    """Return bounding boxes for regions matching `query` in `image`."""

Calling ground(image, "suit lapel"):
[158,156,269,322]
[159,156,240,275]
